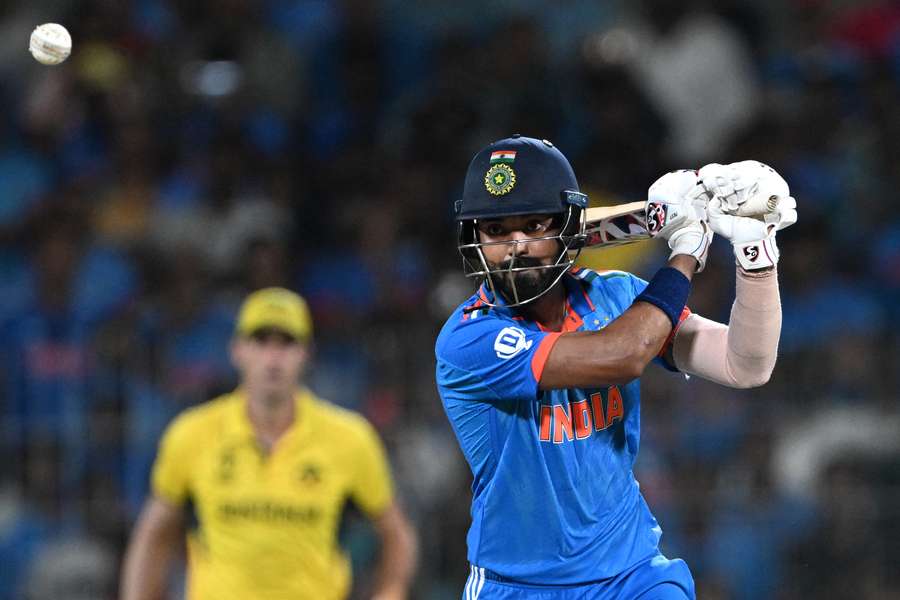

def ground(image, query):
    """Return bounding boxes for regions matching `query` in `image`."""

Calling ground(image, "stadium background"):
[1,0,899,598]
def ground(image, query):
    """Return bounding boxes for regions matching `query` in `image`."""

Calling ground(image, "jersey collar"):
[563,269,596,315]
[476,267,595,323]
[228,387,317,447]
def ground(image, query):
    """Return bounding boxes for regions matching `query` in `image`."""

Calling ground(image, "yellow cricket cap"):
[235,287,312,341]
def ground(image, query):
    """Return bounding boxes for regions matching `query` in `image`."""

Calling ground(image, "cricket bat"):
[582,195,776,248]
[582,201,656,248]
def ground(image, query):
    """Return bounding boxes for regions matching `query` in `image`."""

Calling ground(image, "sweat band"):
[635,267,691,328]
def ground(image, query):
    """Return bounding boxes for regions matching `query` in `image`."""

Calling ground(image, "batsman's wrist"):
[738,265,776,277]
[667,221,712,272]
[738,265,775,276]
[668,254,699,278]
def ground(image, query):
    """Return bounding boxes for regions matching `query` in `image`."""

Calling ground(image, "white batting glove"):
[708,196,798,270]
[698,160,796,226]
[667,220,714,272]
[706,199,778,269]
[646,169,714,271]
[700,161,797,270]
[646,169,708,238]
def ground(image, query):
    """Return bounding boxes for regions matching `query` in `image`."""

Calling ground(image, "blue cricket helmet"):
[455,135,589,307]
[455,135,588,220]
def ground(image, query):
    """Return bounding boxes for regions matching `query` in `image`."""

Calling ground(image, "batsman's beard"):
[491,257,565,305]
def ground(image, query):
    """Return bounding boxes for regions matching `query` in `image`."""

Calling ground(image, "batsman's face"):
[477,214,562,300]
[231,329,308,395]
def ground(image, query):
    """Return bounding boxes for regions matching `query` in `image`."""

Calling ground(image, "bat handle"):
[733,194,779,217]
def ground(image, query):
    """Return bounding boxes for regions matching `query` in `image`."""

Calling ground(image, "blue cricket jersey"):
[435,267,686,585]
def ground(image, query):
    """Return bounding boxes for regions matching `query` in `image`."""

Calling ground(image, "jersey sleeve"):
[151,413,199,506]
[435,314,562,402]
[628,274,691,372]
[348,419,394,518]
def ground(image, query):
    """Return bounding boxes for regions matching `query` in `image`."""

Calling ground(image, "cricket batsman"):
[435,136,796,599]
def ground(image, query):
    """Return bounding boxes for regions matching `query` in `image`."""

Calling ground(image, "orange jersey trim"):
[531,332,562,382]
[658,306,692,357]
[537,303,583,333]
[463,298,484,320]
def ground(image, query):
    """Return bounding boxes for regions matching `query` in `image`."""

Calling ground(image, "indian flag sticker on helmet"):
[485,163,516,196]
[490,150,517,164]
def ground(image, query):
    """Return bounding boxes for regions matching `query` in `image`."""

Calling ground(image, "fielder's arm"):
[120,497,185,600]
[370,501,418,600]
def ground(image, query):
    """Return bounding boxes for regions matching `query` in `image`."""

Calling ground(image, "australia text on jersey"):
[538,386,624,444]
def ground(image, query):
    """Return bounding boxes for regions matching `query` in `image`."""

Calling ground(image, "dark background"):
[1,0,899,598]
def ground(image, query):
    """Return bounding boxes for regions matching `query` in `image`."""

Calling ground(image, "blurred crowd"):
[1,0,898,598]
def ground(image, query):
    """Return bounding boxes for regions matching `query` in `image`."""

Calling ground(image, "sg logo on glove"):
[494,327,532,359]
[646,202,667,236]
[743,245,760,262]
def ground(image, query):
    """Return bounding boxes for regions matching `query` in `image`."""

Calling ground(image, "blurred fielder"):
[435,136,796,599]
[121,288,417,600]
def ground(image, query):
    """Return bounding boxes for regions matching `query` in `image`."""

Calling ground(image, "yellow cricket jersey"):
[151,388,394,600]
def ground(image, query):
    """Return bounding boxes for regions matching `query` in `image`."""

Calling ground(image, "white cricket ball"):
[29,23,72,66]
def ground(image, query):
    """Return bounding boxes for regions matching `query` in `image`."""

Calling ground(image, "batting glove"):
[698,160,796,226]
[700,161,797,270]
[646,169,708,238]
[646,169,714,271]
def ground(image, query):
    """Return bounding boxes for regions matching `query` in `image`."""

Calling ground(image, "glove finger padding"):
[646,169,709,240]
[699,161,790,216]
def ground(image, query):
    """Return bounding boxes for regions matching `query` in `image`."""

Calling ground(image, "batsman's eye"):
[479,222,506,236]
[524,219,552,234]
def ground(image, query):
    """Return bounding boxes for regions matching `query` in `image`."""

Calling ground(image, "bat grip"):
[733,194,779,217]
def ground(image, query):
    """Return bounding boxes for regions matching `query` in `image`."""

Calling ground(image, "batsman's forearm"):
[673,268,781,388]
[541,257,693,389]
[540,302,676,388]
